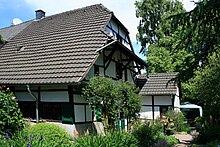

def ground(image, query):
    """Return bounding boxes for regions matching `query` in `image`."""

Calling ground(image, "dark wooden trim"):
[38,86,41,119]
[74,103,89,105]
[152,96,154,120]
[14,89,68,92]
[68,86,75,123]
[142,105,173,107]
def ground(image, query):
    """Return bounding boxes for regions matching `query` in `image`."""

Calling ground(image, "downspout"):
[27,85,39,123]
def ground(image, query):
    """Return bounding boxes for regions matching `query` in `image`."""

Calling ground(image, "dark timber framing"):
[68,85,75,123]
[152,96,155,120]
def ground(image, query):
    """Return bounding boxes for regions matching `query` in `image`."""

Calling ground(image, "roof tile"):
[136,72,179,95]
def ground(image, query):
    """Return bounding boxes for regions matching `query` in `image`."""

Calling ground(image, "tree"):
[0,35,4,44]
[135,0,191,74]
[82,76,141,129]
[171,0,220,80]
[0,87,24,135]
[189,51,220,123]
[135,0,185,53]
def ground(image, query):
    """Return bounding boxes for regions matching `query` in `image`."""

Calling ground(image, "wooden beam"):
[152,96,155,120]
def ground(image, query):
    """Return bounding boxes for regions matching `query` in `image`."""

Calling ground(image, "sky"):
[0,0,196,59]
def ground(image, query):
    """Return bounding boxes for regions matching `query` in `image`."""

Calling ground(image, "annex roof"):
[136,72,179,95]
[0,20,32,41]
[0,4,146,85]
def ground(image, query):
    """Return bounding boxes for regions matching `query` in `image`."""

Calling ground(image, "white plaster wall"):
[139,106,153,119]
[41,91,69,102]
[86,66,94,78]
[154,106,160,119]
[106,61,116,78]
[142,96,152,105]
[15,92,37,101]
[174,86,180,111]
[127,69,133,82]
[154,96,172,105]
[73,94,87,103]
[74,105,85,122]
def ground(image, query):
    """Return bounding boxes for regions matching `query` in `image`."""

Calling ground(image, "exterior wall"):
[139,95,174,120]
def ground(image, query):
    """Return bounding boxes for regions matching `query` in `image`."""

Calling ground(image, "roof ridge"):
[39,4,112,22]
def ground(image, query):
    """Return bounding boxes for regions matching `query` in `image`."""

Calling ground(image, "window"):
[18,101,36,119]
[160,106,169,119]
[41,102,61,120]
[74,104,93,123]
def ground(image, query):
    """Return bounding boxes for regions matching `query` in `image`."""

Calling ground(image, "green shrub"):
[196,124,220,144]
[166,110,190,132]
[74,131,139,147]
[0,89,24,135]
[27,123,73,146]
[158,134,179,146]
[0,123,73,147]
[131,120,160,147]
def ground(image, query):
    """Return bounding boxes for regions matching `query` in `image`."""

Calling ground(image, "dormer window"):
[17,46,25,52]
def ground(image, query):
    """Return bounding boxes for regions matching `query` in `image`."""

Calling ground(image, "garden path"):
[174,134,193,147]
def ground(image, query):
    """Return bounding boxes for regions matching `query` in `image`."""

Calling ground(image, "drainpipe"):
[27,85,39,123]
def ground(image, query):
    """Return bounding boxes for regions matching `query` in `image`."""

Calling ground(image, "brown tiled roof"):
[136,72,179,95]
[0,4,113,84]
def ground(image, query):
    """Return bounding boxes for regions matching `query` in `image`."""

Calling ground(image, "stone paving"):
[174,134,193,147]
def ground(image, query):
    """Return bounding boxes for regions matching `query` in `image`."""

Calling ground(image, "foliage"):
[166,109,190,132]
[135,0,185,52]
[74,131,139,147]
[189,51,220,122]
[0,88,24,135]
[0,35,4,44]
[131,120,161,147]
[171,0,220,81]
[82,76,141,129]
[27,123,73,146]
[135,0,194,75]
[0,123,73,147]
[196,124,220,144]
[158,134,179,146]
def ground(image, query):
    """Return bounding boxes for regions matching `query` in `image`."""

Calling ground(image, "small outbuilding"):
[136,72,180,120]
